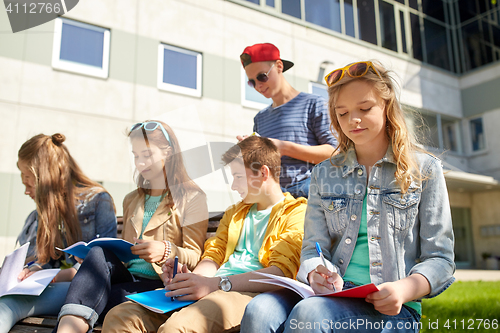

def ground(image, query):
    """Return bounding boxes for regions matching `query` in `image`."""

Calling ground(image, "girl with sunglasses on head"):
[53,120,209,333]
[0,133,117,333]
[240,61,455,333]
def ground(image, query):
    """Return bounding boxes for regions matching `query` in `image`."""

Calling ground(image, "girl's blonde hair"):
[128,120,202,210]
[18,133,110,264]
[328,60,424,193]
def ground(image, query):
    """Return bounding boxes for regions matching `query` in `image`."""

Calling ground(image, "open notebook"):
[0,243,59,297]
[250,272,379,299]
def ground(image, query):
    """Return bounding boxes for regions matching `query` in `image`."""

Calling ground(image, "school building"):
[1,0,499,269]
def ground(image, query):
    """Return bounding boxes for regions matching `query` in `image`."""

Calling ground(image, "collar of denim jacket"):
[341,145,396,177]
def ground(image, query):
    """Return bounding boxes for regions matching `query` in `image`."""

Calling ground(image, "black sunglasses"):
[247,63,275,88]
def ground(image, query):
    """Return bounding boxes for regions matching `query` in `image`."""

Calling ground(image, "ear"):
[162,146,173,158]
[260,165,271,181]
[276,60,284,74]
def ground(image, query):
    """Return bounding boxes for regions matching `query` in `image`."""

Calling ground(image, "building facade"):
[1,0,499,268]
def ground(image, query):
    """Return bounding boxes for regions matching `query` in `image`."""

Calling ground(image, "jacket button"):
[400,199,406,204]
[328,203,334,210]
[355,188,362,195]
[339,259,344,264]
[357,169,363,176]
[350,214,357,221]
[345,238,352,244]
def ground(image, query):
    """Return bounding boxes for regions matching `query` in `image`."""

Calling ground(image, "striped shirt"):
[253,92,337,187]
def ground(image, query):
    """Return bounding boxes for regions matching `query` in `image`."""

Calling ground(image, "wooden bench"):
[9,211,224,333]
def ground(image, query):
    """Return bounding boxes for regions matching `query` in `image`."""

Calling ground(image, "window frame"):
[468,116,488,154]
[157,44,203,98]
[51,18,110,79]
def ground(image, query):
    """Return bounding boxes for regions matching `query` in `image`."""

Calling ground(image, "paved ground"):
[454,269,500,281]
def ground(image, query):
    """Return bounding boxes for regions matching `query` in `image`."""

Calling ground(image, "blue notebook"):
[56,238,139,262]
[126,289,195,313]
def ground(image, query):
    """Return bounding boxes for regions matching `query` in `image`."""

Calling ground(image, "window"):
[442,118,462,153]
[282,0,302,19]
[309,82,329,100]
[157,44,202,97]
[305,0,341,33]
[241,68,272,109]
[358,0,377,45]
[470,117,486,152]
[51,18,110,78]
[344,0,356,37]
[379,1,398,52]
[424,19,451,70]
[410,13,423,61]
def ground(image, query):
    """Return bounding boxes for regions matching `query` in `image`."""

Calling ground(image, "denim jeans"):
[56,246,164,329]
[281,177,311,199]
[241,283,421,333]
[0,282,70,333]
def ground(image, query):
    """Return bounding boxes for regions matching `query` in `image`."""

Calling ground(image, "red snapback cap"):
[240,43,294,72]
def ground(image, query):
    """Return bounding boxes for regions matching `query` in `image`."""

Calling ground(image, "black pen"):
[171,256,178,301]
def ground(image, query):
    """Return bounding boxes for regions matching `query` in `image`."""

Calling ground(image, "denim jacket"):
[297,146,455,298]
[44,188,117,268]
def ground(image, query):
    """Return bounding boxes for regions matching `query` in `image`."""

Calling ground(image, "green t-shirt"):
[127,194,163,279]
[215,199,283,277]
[343,192,421,315]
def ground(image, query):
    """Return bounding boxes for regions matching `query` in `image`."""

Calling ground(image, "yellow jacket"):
[202,193,306,279]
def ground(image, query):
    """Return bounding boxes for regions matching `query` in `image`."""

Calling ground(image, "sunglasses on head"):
[324,61,383,87]
[247,63,275,88]
[131,121,171,145]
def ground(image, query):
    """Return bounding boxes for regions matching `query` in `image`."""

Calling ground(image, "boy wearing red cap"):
[238,43,337,199]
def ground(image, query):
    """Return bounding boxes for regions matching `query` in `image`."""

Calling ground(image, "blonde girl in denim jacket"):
[241,61,455,333]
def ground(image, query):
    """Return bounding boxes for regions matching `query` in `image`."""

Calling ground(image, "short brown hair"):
[222,136,281,181]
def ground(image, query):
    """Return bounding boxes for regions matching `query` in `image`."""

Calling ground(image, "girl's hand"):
[18,267,35,281]
[51,268,77,283]
[74,256,84,264]
[161,258,190,285]
[365,282,405,315]
[131,238,165,263]
[308,265,343,294]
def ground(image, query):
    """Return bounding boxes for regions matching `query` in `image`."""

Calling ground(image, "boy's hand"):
[365,282,405,316]
[131,238,165,263]
[161,258,189,285]
[164,273,218,301]
[308,265,343,294]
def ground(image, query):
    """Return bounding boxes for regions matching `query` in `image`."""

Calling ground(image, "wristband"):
[155,240,171,267]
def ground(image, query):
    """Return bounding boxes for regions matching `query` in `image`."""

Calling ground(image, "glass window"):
[267,0,275,7]
[462,20,493,70]
[51,18,110,78]
[344,0,355,37]
[241,68,272,109]
[409,0,418,10]
[400,11,408,53]
[379,1,398,52]
[305,0,341,33]
[470,117,486,152]
[410,13,423,60]
[458,0,477,23]
[358,0,377,45]
[282,0,301,19]
[309,82,329,100]
[157,44,202,97]
[420,113,440,148]
[394,0,404,4]
[421,0,445,22]
[442,118,461,153]
[424,19,451,70]
[244,0,260,4]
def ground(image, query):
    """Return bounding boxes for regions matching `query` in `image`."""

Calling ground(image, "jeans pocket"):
[383,191,420,230]
[321,196,348,232]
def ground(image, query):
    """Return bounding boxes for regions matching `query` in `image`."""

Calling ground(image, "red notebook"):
[250,272,379,299]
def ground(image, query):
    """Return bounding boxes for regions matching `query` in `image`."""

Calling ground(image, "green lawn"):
[420,281,500,332]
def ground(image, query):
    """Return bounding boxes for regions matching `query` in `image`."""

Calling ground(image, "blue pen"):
[315,242,336,292]
[171,256,179,301]
[23,261,36,269]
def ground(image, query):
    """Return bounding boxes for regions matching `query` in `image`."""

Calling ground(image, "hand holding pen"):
[310,242,343,294]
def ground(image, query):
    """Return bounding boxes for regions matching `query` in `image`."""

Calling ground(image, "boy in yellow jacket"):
[103,136,307,333]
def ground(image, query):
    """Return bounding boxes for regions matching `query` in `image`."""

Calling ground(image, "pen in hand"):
[171,256,178,301]
[315,242,336,292]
